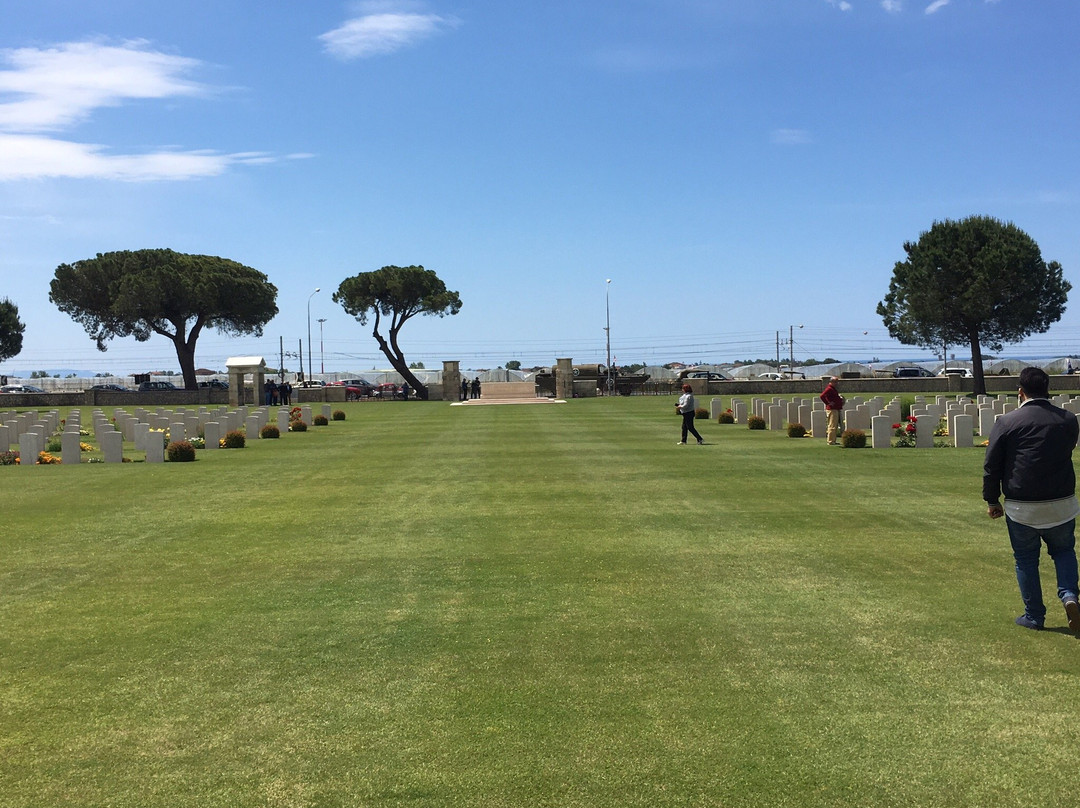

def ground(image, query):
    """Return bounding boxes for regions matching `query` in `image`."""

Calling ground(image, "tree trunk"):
[969,330,986,397]
[372,325,428,400]
[174,337,199,390]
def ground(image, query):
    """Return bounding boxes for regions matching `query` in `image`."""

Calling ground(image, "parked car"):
[938,367,974,378]
[679,370,732,382]
[138,380,179,391]
[89,383,132,392]
[1,383,47,393]
[374,382,400,398]
[758,373,785,381]
[298,380,325,388]
[197,379,229,389]
[893,367,934,378]
[330,378,376,399]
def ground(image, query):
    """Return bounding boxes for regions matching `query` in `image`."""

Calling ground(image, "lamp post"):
[317,318,327,374]
[789,324,803,376]
[605,279,613,395]
[307,287,320,382]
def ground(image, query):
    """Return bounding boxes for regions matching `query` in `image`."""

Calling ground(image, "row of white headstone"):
[1,403,336,465]
[709,393,1080,448]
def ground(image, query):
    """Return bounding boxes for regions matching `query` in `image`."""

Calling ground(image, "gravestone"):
[915,415,935,448]
[101,431,123,463]
[871,415,892,449]
[978,408,996,437]
[810,409,827,439]
[768,405,784,430]
[204,421,221,450]
[61,431,81,464]
[733,399,747,424]
[953,414,974,448]
[145,433,164,462]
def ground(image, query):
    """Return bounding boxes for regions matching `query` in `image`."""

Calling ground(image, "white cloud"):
[771,129,813,145]
[0,40,205,133]
[881,0,903,12]
[319,5,459,60]
[925,0,950,13]
[825,0,853,11]
[0,40,287,182]
[0,134,241,181]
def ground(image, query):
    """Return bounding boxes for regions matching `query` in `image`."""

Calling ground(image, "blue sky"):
[1,0,1077,375]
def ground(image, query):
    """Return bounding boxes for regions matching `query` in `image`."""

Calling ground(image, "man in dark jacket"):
[984,366,1080,632]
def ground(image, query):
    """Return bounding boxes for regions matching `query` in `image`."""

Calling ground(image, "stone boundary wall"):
[689,375,1080,397]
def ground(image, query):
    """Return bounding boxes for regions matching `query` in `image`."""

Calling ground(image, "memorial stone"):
[733,400,747,424]
[978,408,996,437]
[810,409,827,439]
[768,405,784,430]
[953,414,974,448]
[204,421,221,450]
[871,415,892,449]
[19,431,42,464]
[134,422,150,451]
[102,431,123,463]
[61,431,81,464]
[144,433,164,463]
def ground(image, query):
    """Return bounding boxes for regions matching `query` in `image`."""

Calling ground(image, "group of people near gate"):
[460,377,481,401]
[263,379,293,406]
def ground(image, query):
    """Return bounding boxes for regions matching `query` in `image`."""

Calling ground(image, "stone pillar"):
[555,358,574,400]
[443,361,461,402]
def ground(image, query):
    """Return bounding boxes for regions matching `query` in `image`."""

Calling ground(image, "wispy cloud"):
[320,2,459,61]
[0,40,290,182]
[881,0,903,12]
[925,0,950,13]
[0,40,206,133]
[825,0,853,11]
[771,129,813,146]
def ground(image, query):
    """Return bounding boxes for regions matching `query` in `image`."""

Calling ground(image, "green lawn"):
[2,397,1077,807]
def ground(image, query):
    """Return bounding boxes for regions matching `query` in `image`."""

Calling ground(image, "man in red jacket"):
[820,377,844,445]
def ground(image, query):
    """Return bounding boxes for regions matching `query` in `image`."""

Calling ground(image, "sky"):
[1,0,1078,376]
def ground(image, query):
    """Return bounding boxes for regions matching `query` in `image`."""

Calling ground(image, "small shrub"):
[166,440,196,462]
[332,410,346,421]
[841,429,867,448]
[223,429,246,449]
[718,409,734,424]
[313,414,329,426]
[0,450,20,465]
[46,436,63,453]
[787,422,807,438]
[260,424,281,439]
[291,420,308,432]
[694,407,709,420]
[747,415,766,430]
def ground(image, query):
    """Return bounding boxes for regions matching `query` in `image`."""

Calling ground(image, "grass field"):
[2,396,1078,807]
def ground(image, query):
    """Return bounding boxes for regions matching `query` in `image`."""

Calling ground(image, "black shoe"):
[1015,614,1043,631]
[1064,597,1080,634]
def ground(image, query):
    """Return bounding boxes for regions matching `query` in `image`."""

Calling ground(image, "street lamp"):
[307,287,320,382]
[605,279,613,395]
[317,318,327,374]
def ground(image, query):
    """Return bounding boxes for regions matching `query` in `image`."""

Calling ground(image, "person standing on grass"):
[676,384,704,445]
[820,376,844,444]
[984,366,1080,634]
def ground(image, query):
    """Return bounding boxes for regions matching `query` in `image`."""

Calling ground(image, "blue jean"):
[1005,516,1079,624]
